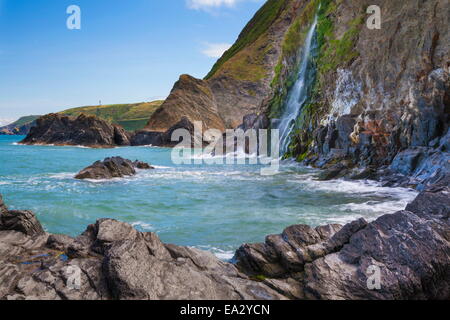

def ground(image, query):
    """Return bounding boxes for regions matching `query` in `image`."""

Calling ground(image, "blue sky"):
[0,0,264,123]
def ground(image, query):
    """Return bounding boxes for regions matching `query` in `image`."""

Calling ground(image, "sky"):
[0,0,264,124]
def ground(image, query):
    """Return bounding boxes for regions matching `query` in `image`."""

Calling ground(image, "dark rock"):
[75,157,153,180]
[406,185,450,218]
[390,148,428,176]
[236,188,450,300]
[317,164,349,181]
[387,147,450,189]
[335,115,357,153]
[349,167,377,180]
[131,117,200,147]
[46,234,75,251]
[133,161,154,170]
[439,129,450,152]
[0,195,7,215]
[130,131,164,146]
[0,187,449,300]
[0,214,285,300]
[234,223,343,278]
[0,206,45,237]
[20,113,131,148]
[237,113,269,131]
[303,209,450,299]
[324,218,368,253]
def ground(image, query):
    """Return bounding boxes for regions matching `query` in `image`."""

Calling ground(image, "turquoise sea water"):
[0,136,417,259]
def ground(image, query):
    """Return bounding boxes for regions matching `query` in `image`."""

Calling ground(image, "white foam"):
[131,221,154,231]
[152,165,171,169]
[49,172,76,179]
[195,245,235,261]
[214,250,235,261]
[301,177,418,200]
[337,199,411,215]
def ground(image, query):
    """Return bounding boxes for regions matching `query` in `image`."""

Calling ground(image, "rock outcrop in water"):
[0,185,448,300]
[75,157,154,180]
[20,114,131,148]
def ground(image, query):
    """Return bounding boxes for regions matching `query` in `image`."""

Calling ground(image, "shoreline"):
[0,182,448,300]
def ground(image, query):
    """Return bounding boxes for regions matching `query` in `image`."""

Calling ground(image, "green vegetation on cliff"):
[60,101,164,131]
[7,115,40,128]
[205,0,288,81]
[269,0,364,160]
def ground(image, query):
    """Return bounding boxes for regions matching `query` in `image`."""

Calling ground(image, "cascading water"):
[277,15,319,156]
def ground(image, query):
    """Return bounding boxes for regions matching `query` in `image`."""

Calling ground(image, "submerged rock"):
[20,113,131,148]
[75,157,154,180]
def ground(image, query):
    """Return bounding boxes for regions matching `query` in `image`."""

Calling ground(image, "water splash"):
[277,16,319,156]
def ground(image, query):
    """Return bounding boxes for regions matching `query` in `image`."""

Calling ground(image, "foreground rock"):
[0,186,449,300]
[20,114,131,148]
[234,185,450,300]
[75,157,154,180]
[0,196,285,300]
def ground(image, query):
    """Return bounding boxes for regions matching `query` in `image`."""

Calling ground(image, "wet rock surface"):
[0,186,448,300]
[20,114,131,148]
[235,186,450,300]
[75,157,154,180]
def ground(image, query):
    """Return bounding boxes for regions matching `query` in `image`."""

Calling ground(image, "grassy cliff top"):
[204,0,289,81]
[60,101,164,131]
[7,115,41,128]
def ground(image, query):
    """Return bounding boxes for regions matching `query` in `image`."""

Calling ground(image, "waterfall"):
[277,16,319,156]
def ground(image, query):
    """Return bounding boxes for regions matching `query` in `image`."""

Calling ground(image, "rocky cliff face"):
[0,185,448,300]
[20,114,131,148]
[141,0,297,137]
[141,0,449,179]
[271,0,449,187]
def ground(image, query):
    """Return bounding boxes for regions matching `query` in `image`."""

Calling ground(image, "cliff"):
[270,0,449,188]
[140,0,449,185]
[0,101,163,137]
[140,0,297,140]
[60,101,163,132]
[20,114,131,148]
[0,116,40,136]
